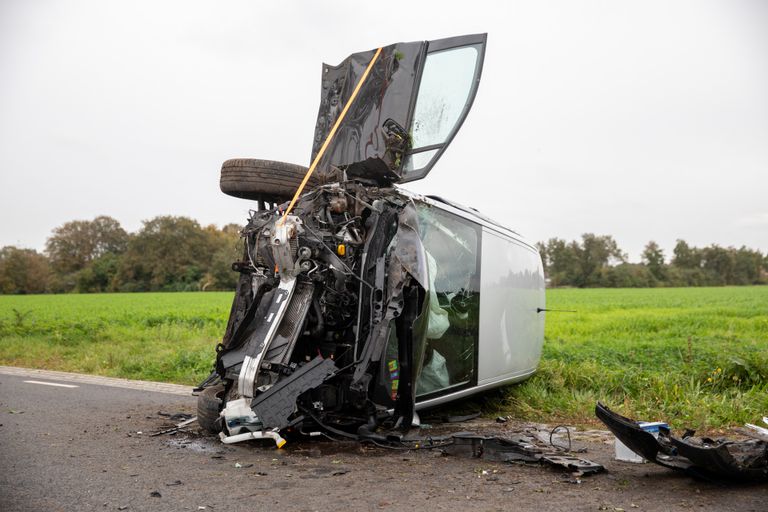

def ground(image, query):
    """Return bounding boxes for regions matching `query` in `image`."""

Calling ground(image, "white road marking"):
[24,380,79,388]
[0,366,192,395]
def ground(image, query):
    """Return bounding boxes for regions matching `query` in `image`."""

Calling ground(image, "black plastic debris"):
[596,402,768,482]
[158,411,194,422]
[251,356,336,430]
[442,433,604,475]
[150,416,198,437]
[421,412,482,424]
[540,454,603,474]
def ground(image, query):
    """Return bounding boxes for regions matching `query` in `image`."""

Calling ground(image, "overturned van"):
[197,34,545,446]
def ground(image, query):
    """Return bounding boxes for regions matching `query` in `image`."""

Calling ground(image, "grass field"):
[0,292,232,384]
[1,287,766,429]
[503,286,768,429]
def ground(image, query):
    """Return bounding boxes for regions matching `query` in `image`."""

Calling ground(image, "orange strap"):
[280,47,383,224]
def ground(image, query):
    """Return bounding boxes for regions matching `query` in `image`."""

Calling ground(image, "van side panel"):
[477,229,545,385]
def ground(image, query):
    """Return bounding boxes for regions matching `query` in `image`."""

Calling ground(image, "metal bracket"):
[238,278,297,398]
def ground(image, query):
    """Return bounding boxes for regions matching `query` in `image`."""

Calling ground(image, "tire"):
[219,158,321,203]
[197,383,225,434]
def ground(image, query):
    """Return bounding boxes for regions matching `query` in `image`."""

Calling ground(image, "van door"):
[312,34,487,184]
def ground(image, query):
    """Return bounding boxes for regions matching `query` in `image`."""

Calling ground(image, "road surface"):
[1,367,765,511]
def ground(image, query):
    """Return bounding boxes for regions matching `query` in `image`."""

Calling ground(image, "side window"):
[415,205,481,397]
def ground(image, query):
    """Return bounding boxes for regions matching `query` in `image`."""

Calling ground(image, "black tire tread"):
[220,158,320,202]
[197,384,225,434]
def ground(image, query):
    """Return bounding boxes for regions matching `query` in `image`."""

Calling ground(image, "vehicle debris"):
[150,415,198,437]
[157,411,194,422]
[198,33,546,447]
[421,412,482,425]
[740,417,768,442]
[596,402,768,482]
[613,421,668,463]
[443,433,603,475]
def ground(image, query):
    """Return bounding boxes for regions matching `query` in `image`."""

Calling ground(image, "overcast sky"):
[1,0,766,261]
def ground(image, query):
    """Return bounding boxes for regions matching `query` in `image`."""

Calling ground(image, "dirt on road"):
[1,371,766,511]
[93,407,768,511]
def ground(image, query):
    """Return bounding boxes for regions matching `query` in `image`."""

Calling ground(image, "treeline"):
[0,216,241,294]
[2,218,767,294]
[537,235,768,288]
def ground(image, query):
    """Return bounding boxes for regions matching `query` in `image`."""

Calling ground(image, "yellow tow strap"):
[280,47,383,224]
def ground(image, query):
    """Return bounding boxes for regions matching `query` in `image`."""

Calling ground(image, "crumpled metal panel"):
[311,42,424,181]
[351,202,428,380]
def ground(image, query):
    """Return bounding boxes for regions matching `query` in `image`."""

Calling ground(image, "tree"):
[574,234,626,287]
[45,216,128,275]
[641,241,665,281]
[74,253,122,293]
[540,238,580,287]
[730,246,765,285]
[114,216,221,291]
[0,246,52,294]
[538,234,625,287]
[201,224,241,291]
[700,245,733,285]
[671,239,700,269]
[599,263,656,288]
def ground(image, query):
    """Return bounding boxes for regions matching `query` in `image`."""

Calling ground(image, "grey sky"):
[1,0,766,262]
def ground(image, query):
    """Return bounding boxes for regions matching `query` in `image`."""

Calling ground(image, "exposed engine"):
[209,181,430,445]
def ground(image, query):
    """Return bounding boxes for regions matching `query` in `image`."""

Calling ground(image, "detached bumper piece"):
[596,402,768,482]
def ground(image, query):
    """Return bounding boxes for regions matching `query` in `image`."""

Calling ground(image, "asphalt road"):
[1,368,766,512]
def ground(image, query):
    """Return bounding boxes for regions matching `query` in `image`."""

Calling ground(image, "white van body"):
[410,195,545,410]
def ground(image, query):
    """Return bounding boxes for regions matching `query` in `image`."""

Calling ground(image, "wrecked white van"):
[196,34,545,445]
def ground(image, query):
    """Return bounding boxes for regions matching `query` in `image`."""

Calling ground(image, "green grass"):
[1,287,766,429]
[0,292,232,384]
[499,286,768,429]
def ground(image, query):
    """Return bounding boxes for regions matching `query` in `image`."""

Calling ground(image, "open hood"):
[311,34,486,185]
